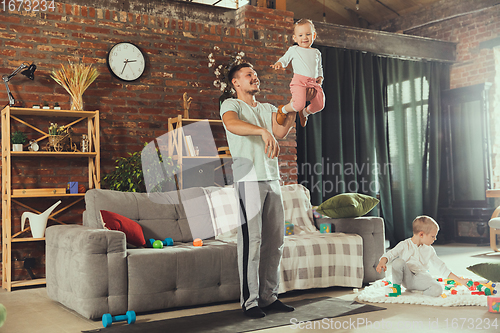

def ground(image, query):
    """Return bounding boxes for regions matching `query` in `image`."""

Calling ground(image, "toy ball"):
[193,238,203,247]
[0,304,6,328]
[153,240,164,249]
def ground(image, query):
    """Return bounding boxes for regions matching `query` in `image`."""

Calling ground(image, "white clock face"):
[107,42,146,81]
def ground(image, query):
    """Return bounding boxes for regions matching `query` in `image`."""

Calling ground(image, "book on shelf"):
[185,135,196,157]
[180,128,192,156]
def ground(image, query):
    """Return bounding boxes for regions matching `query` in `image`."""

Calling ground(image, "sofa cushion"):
[281,184,317,233]
[175,187,215,241]
[317,193,379,219]
[100,210,146,247]
[84,188,213,243]
[203,186,239,239]
[127,240,239,312]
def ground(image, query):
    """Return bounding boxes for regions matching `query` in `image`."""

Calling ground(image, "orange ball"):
[193,238,203,247]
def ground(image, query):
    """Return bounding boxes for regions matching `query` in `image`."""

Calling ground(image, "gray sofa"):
[46,187,384,320]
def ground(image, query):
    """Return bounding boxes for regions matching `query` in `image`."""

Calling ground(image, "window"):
[386,76,430,190]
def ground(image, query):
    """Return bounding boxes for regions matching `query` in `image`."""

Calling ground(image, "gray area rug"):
[83,297,385,333]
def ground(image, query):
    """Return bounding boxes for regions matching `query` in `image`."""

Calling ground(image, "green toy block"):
[386,284,401,297]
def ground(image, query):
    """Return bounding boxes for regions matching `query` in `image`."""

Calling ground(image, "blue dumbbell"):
[102,310,136,328]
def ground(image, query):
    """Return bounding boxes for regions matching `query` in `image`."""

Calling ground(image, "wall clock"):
[107,42,146,82]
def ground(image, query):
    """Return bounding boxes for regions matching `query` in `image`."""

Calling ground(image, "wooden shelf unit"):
[1,106,100,291]
[167,116,231,189]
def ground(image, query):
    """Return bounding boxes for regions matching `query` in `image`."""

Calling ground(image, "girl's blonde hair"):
[412,215,439,234]
[294,18,315,33]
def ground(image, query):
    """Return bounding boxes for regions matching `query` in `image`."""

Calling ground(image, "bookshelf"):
[1,106,100,291]
[167,115,232,189]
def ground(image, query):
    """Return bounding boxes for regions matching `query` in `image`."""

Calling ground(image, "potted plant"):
[102,146,179,193]
[48,123,65,146]
[11,131,27,151]
[54,102,61,110]
[42,102,50,109]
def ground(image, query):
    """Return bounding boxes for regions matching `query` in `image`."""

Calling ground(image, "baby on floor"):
[376,215,471,297]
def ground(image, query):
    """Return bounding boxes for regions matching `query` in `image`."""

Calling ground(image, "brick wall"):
[377,3,500,188]
[0,2,296,282]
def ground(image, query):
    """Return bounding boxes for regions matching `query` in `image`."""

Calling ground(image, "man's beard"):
[246,88,260,95]
[246,81,260,95]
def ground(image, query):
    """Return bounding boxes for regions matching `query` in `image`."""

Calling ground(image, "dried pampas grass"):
[51,59,99,111]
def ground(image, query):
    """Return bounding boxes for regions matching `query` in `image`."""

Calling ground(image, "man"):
[221,63,308,318]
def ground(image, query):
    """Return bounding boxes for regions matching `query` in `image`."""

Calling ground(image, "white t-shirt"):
[381,238,451,277]
[220,98,279,182]
[277,45,323,79]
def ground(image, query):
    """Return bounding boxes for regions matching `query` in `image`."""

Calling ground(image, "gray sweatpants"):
[391,258,443,297]
[235,180,284,310]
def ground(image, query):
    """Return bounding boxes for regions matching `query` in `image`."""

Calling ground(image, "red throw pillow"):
[100,210,146,247]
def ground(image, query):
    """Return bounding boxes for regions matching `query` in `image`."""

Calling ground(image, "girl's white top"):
[277,45,323,79]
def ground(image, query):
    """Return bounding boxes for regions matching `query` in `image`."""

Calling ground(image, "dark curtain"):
[297,46,449,245]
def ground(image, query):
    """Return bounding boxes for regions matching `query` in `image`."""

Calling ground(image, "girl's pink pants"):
[289,73,325,114]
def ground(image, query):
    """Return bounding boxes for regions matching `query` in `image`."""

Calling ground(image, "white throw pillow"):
[281,184,317,234]
[203,186,239,240]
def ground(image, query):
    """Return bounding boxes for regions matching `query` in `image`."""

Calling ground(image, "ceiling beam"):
[314,21,456,62]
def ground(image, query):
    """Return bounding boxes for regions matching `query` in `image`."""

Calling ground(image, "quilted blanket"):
[279,232,364,293]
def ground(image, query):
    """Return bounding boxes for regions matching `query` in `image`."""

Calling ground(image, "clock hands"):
[121,59,137,75]
[128,63,137,78]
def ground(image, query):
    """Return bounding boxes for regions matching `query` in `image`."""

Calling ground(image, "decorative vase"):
[12,144,23,151]
[219,90,233,109]
[71,95,84,111]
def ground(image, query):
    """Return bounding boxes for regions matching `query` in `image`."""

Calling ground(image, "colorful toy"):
[433,278,500,298]
[147,238,174,248]
[488,296,500,313]
[477,281,496,296]
[102,311,136,328]
[285,221,294,236]
[320,223,331,233]
[385,283,401,297]
[193,238,203,246]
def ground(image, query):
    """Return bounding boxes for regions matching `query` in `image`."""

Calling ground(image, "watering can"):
[21,200,61,238]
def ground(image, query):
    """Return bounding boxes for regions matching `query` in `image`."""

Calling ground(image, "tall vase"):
[71,95,84,111]
[219,90,233,109]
